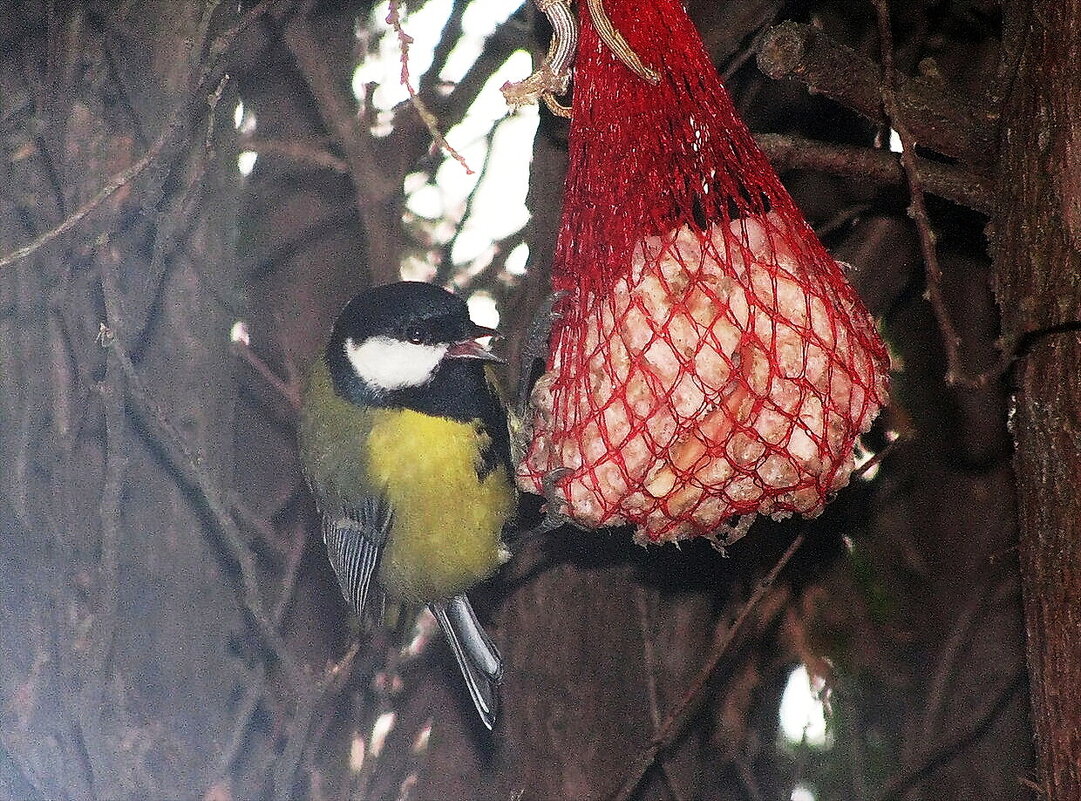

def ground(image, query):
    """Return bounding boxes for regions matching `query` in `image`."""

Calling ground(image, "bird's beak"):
[447,324,504,362]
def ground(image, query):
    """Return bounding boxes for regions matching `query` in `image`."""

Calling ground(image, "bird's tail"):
[429,595,504,730]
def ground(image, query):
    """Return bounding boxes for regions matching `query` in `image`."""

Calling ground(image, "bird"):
[298,281,515,730]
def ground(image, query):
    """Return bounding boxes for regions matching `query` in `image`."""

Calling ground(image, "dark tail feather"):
[429,595,504,730]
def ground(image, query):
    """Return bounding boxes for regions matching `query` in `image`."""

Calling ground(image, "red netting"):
[517,0,890,545]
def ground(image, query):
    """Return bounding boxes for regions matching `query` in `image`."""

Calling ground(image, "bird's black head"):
[325,282,500,409]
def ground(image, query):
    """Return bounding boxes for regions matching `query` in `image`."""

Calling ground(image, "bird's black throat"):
[326,348,511,477]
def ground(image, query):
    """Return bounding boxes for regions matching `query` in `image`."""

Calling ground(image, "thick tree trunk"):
[0,5,243,799]
[994,2,1081,799]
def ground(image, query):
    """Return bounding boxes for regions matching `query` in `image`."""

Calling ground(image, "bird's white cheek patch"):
[345,336,448,391]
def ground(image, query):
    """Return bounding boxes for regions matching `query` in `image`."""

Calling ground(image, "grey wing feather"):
[429,595,504,730]
[322,496,392,617]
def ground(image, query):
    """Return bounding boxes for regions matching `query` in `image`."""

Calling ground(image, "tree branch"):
[0,0,275,270]
[101,332,299,682]
[458,228,527,296]
[237,135,349,173]
[754,133,993,212]
[610,532,806,801]
[435,117,507,285]
[872,0,1006,389]
[634,586,689,801]
[388,8,532,175]
[283,11,400,285]
[873,670,1024,801]
[757,21,991,164]
[0,117,177,270]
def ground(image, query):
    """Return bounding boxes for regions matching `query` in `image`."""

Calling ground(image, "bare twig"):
[103,337,299,682]
[387,0,473,174]
[192,517,312,788]
[920,583,992,740]
[274,523,309,622]
[217,670,270,780]
[283,13,399,285]
[229,488,305,557]
[274,679,323,801]
[238,136,349,173]
[735,758,766,801]
[873,669,1024,801]
[286,2,532,288]
[233,339,303,411]
[90,256,127,690]
[456,229,527,296]
[0,124,175,270]
[274,643,362,801]
[128,111,220,345]
[754,133,993,213]
[436,119,507,285]
[916,571,1020,770]
[757,21,989,163]
[283,15,378,194]
[635,588,663,730]
[852,429,907,481]
[215,524,310,780]
[634,587,688,801]
[240,207,359,280]
[390,10,531,178]
[610,532,807,801]
[0,0,274,271]
[421,0,469,93]
[872,0,1007,389]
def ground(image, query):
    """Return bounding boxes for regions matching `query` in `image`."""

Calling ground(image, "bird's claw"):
[516,290,570,417]
[536,466,573,534]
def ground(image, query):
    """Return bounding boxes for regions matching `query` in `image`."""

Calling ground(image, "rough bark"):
[758,21,991,163]
[994,2,1081,798]
[230,6,374,797]
[0,3,244,799]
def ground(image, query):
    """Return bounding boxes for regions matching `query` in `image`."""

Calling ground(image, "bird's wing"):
[322,496,392,617]
[429,595,504,730]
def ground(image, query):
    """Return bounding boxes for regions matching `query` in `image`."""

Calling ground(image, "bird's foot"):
[516,290,569,417]
[531,466,574,537]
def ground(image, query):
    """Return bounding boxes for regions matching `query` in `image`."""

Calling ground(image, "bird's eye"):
[406,326,425,344]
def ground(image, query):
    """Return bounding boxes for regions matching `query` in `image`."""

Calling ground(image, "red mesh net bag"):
[517,0,890,545]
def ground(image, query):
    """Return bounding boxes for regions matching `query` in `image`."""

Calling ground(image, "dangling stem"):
[585,0,660,84]
[500,0,659,117]
[387,0,474,172]
[501,0,576,117]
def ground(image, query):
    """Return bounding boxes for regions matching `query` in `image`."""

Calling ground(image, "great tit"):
[298,281,515,730]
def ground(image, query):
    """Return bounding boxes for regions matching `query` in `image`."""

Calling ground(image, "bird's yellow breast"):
[299,358,514,604]
[365,408,514,602]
